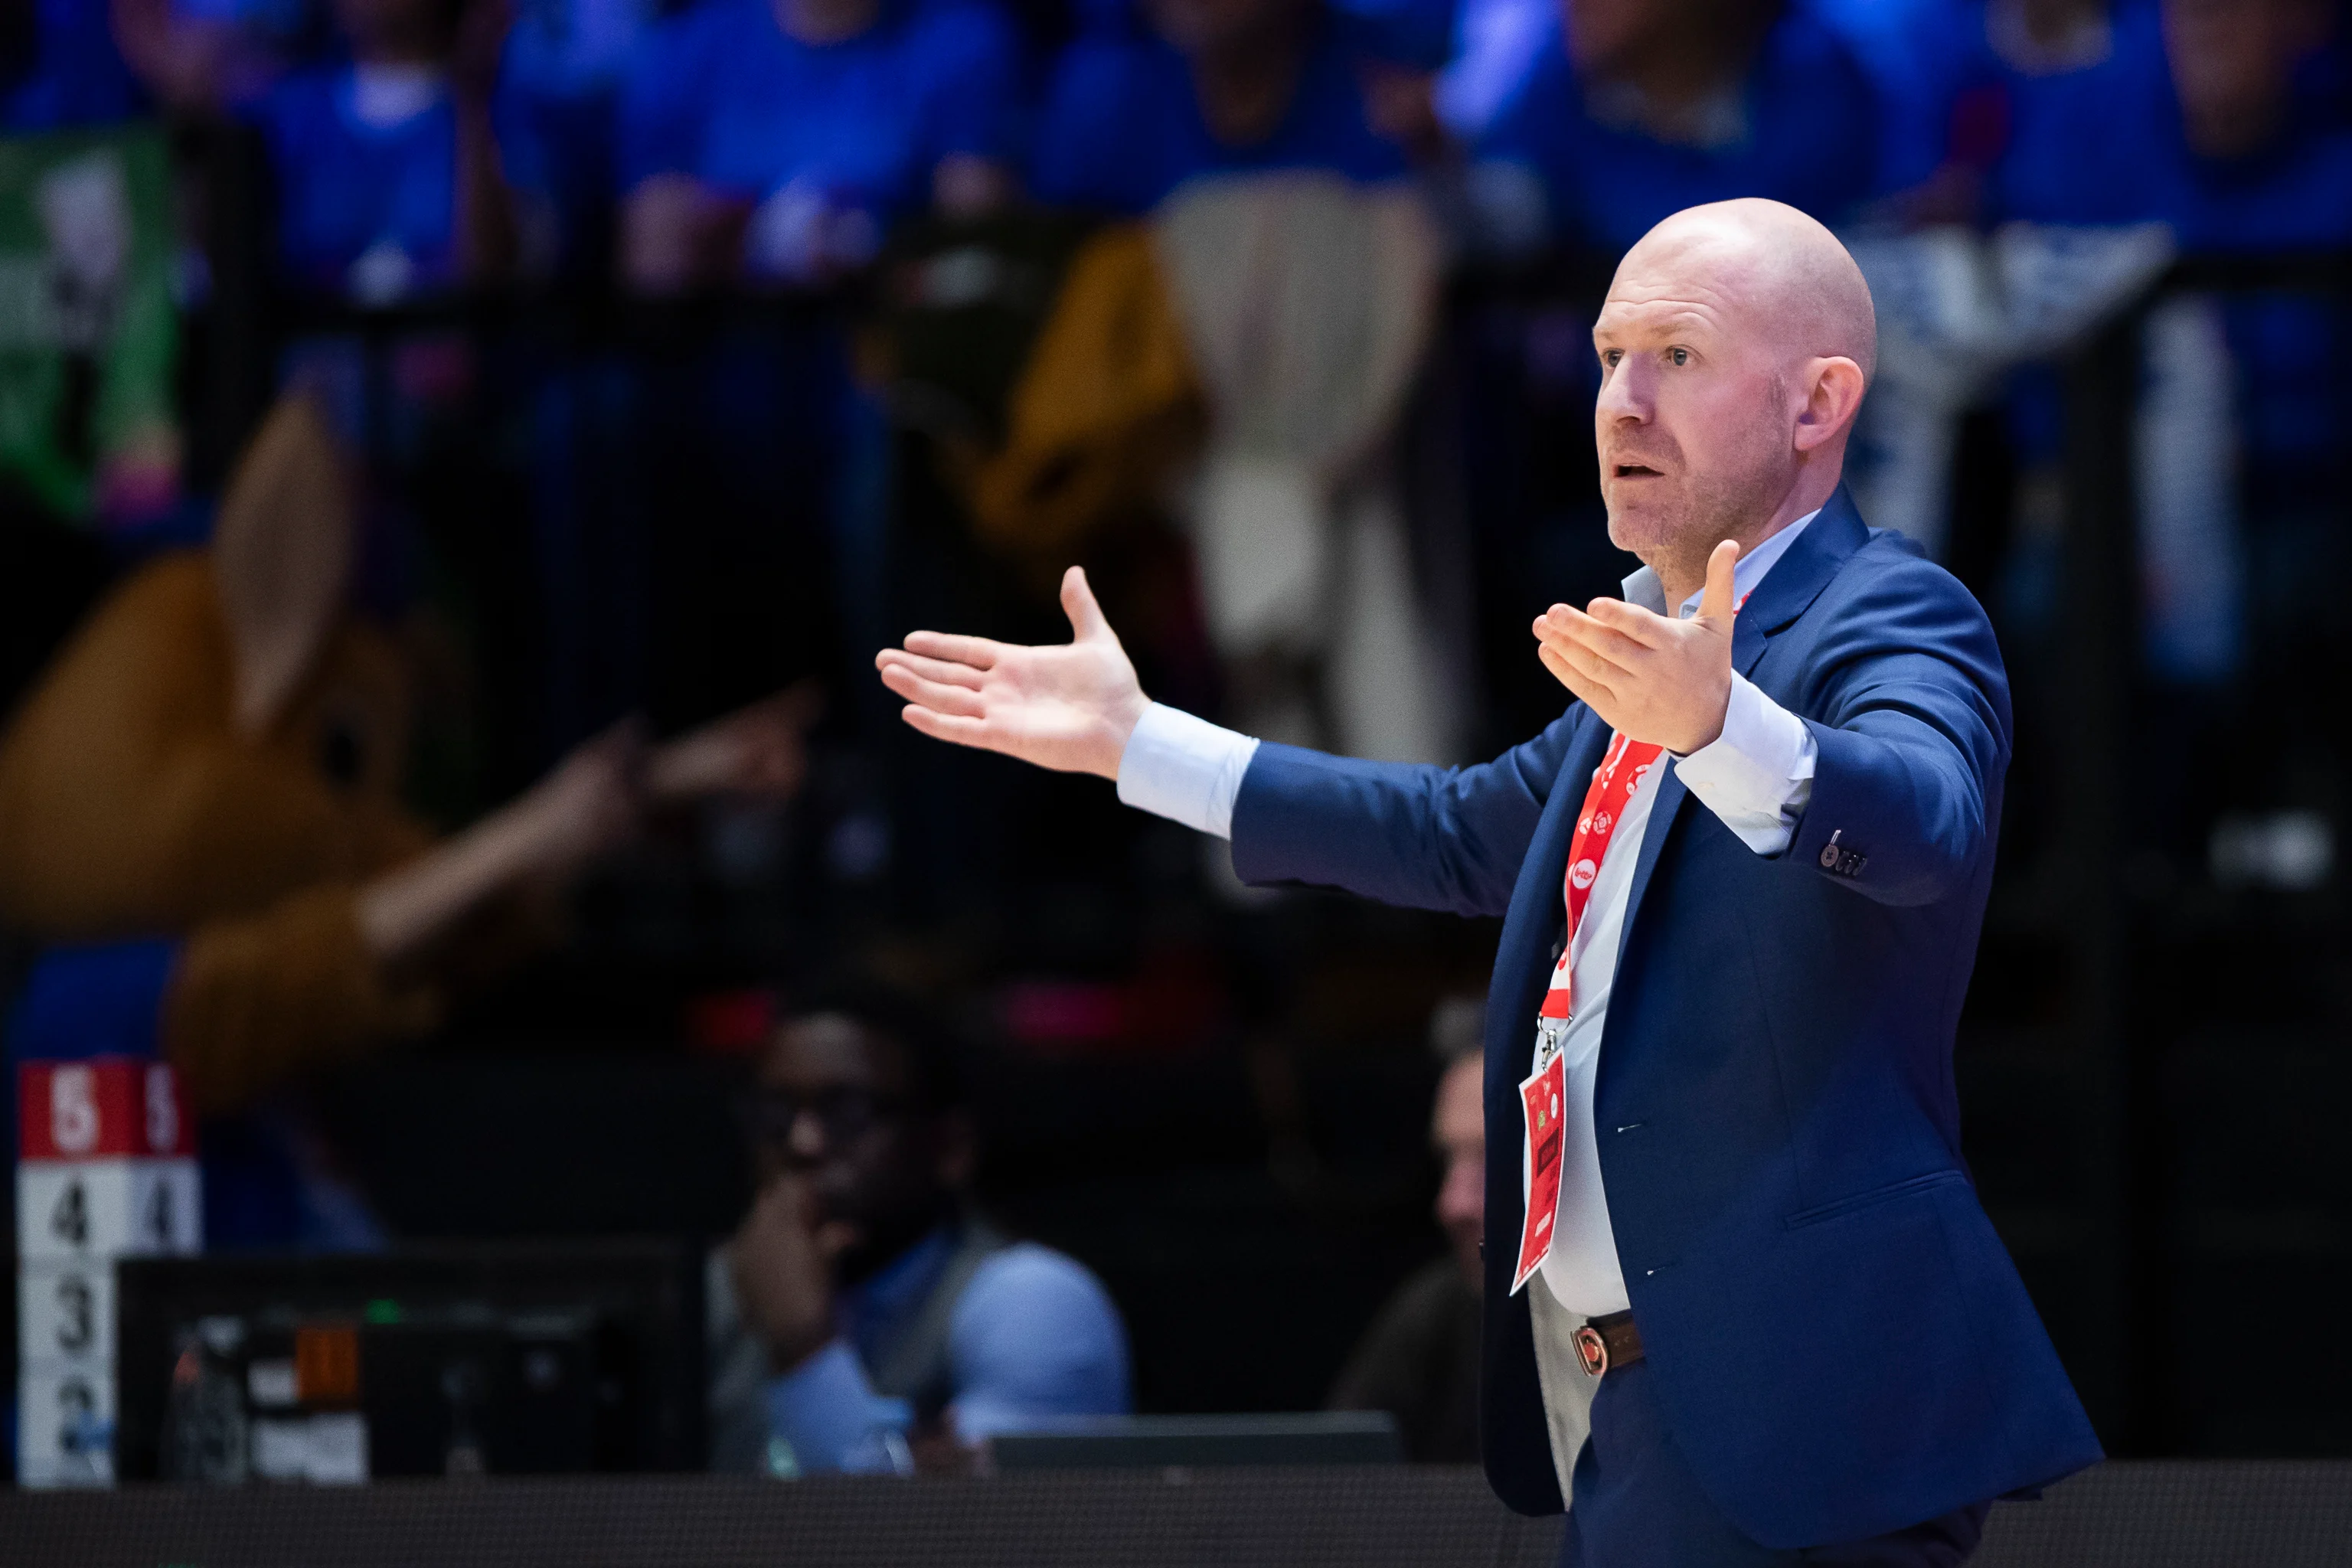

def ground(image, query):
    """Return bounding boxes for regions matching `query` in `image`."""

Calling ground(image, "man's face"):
[1149,0,1295,57]
[1563,0,1690,74]
[1432,1057,1485,1291]
[1591,240,1795,569]
[750,1014,958,1278]
[332,0,447,57]
[1562,0,1756,77]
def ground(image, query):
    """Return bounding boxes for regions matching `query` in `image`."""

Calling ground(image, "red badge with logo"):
[1511,1050,1568,1294]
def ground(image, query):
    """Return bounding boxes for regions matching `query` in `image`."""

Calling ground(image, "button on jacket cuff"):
[1673,673,1818,855]
[1116,702,1261,839]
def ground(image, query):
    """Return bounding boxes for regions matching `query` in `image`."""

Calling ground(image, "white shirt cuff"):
[1673,673,1817,855]
[1115,703,1260,839]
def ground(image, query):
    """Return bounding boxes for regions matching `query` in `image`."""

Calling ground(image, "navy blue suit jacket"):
[1230,490,2102,1547]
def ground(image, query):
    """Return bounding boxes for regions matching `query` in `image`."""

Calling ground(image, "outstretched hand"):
[646,682,820,805]
[1532,539,1740,755]
[874,567,1148,780]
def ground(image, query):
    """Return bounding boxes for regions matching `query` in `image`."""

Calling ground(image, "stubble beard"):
[1602,393,1789,596]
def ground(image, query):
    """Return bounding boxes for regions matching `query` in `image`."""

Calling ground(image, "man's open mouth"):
[1612,463,1663,478]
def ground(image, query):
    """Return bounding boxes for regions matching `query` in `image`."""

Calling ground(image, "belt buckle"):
[1573,1323,1609,1378]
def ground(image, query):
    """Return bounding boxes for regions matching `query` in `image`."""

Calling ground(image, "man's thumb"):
[1061,565,1112,642]
[1697,540,1740,622]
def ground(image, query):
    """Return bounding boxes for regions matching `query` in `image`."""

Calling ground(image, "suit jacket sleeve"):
[1229,709,1587,919]
[1785,556,2014,909]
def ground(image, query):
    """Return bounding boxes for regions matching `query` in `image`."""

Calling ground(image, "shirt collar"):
[1619,508,1821,619]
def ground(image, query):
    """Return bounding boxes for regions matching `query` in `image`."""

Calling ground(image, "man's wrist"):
[1098,692,1149,781]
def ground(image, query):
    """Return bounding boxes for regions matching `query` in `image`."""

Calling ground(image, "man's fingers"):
[1537,641,1616,714]
[1061,566,1113,643]
[1541,607,1649,675]
[878,664,985,717]
[900,630,1003,670]
[1696,539,1740,621]
[1580,597,1671,647]
[876,649,985,691]
[899,704,996,750]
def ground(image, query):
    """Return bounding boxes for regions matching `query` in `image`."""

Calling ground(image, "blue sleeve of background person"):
[1742,11,1881,225]
[909,0,1026,165]
[764,1243,1130,1468]
[1230,707,1589,918]
[945,1244,1132,1439]
[1781,546,2012,909]
[0,0,148,131]
[1468,39,1576,229]
[613,2,722,188]
[1802,0,1985,195]
[5,940,178,1064]
[1028,36,1161,211]
[764,1341,917,1474]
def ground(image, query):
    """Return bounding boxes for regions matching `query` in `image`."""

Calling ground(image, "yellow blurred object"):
[965,224,1204,557]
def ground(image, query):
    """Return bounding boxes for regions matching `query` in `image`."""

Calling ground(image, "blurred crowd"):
[4,0,2346,292]
[0,0,2344,271]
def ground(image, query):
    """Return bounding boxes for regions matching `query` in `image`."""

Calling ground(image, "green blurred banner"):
[0,126,178,521]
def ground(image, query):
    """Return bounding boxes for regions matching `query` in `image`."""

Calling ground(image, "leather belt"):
[1572,1310,1643,1377]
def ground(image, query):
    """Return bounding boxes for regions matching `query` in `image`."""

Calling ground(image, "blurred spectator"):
[1469,0,1880,255]
[709,995,1132,1475]
[111,0,311,115]
[613,0,1019,292]
[1029,0,1413,215]
[1328,998,1583,1463]
[241,0,544,299]
[0,0,145,129]
[1971,0,2350,688]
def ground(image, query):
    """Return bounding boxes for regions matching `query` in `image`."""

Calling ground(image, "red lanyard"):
[1537,730,1664,1021]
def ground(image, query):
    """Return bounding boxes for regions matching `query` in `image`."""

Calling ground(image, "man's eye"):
[1669,347,1690,367]
[1602,350,1622,368]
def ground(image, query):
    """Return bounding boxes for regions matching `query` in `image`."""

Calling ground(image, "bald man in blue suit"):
[877,198,2102,1565]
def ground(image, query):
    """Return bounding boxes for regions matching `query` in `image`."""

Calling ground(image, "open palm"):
[874,567,1148,780]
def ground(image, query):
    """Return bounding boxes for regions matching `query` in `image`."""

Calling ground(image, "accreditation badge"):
[1511,1049,1568,1295]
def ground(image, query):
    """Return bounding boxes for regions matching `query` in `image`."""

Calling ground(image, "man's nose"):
[1596,357,1651,423]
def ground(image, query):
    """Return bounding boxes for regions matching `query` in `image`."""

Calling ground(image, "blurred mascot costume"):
[4,395,550,1245]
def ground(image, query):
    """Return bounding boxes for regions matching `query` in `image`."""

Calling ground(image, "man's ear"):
[214,394,355,738]
[1794,356,1868,454]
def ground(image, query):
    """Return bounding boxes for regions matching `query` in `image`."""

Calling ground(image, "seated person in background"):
[1470,0,1880,255]
[1988,0,2347,237]
[1030,0,1414,216]
[242,0,541,299]
[613,0,1018,292]
[1328,997,1599,1464]
[709,993,1132,1475]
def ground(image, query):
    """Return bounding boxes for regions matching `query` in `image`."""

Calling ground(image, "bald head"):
[1621,199,1877,383]
[1589,199,1875,603]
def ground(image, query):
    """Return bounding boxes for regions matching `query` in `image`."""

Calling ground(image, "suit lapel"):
[1614,486,1871,969]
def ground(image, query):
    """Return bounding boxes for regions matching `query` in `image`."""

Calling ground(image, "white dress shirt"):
[1116,513,1822,1320]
